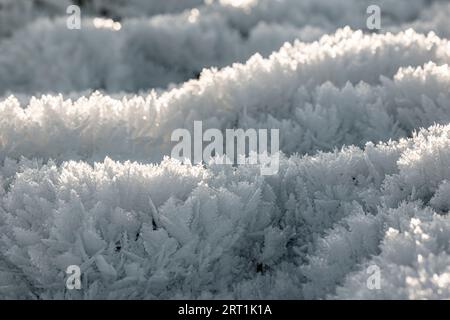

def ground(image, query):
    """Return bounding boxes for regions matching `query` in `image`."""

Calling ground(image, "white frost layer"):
[1,122,450,299]
[2,2,450,300]
[1,29,450,163]
[2,0,450,94]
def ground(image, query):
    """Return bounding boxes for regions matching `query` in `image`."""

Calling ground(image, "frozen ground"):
[0,0,449,299]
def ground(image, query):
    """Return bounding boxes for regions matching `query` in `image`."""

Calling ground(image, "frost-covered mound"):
[2,0,450,94]
[2,29,450,162]
[1,123,450,299]
[1,26,450,299]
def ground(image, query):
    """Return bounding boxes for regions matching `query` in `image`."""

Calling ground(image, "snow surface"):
[1,0,450,299]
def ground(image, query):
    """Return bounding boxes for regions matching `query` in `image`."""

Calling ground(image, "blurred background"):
[0,0,449,96]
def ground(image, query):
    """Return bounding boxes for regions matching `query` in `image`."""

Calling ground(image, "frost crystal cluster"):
[0,0,450,299]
